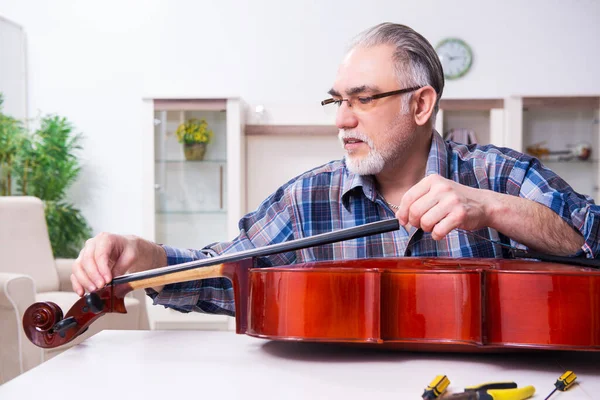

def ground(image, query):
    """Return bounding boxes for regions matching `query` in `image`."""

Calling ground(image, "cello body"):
[242,258,600,352]
[23,219,600,352]
[22,254,600,352]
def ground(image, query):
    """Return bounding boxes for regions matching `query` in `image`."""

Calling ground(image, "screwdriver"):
[444,382,535,400]
[544,371,577,400]
[422,375,450,399]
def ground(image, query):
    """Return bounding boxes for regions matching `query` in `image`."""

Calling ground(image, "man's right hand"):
[70,232,167,296]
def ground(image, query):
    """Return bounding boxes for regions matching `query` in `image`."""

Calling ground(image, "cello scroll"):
[22,285,128,348]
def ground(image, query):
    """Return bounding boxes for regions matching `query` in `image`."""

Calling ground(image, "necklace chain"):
[379,194,400,210]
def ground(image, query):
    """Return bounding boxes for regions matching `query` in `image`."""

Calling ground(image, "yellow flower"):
[175,118,213,145]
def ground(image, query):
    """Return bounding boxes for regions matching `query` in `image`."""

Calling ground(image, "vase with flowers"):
[175,118,214,161]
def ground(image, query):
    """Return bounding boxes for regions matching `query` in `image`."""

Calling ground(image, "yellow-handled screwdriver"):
[422,375,451,399]
[444,383,535,400]
[544,371,577,400]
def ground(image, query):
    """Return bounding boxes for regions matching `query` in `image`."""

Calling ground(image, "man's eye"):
[357,97,373,105]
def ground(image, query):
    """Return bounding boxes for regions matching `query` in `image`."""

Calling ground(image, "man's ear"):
[412,86,437,126]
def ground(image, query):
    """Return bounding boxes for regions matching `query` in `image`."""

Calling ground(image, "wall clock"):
[435,38,473,80]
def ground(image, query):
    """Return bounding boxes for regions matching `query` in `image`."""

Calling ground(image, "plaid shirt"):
[148,131,600,316]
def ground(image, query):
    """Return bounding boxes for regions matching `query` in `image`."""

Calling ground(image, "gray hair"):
[351,23,444,122]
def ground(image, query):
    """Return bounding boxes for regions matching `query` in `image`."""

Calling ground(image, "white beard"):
[339,112,412,176]
[338,130,385,175]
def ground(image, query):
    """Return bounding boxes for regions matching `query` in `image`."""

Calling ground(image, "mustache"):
[337,130,375,149]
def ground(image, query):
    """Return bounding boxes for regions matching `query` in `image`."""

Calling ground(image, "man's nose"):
[335,102,359,130]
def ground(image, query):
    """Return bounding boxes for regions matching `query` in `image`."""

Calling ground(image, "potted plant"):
[175,118,213,161]
[0,93,92,258]
[0,93,25,196]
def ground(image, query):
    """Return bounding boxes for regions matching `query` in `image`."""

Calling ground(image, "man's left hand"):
[395,174,493,240]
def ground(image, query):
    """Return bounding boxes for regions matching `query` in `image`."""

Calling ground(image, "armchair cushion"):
[54,258,76,292]
[0,197,59,292]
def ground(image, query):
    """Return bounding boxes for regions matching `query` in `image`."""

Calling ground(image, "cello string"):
[407,226,600,269]
[455,228,516,251]
[406,226,516,255]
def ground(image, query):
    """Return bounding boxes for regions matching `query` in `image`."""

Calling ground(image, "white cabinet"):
[518,97,600,200]
[435,96,600,201]
[142,97,244,330]
[435,99,506,147]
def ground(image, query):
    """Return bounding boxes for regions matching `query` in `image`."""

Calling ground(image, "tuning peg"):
[85,293,104,314]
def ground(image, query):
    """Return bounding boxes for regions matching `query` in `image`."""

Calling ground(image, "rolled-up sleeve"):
[517,158,600,258]
[145,245,236,315]
[572,203,600,257]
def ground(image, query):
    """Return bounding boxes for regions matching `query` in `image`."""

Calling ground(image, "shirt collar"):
[425,130,449,179]
[341,161,378,209]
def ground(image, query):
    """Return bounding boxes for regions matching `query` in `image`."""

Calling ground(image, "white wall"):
[0,0,599,237]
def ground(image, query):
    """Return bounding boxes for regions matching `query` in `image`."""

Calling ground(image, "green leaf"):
[0,92,92,257]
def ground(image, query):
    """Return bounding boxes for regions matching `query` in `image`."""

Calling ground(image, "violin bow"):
[22,219,400,349]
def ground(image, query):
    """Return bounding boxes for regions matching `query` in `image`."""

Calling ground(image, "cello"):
[22,219,600,352]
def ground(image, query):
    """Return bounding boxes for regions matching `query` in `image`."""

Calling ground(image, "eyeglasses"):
[321,86,422,112]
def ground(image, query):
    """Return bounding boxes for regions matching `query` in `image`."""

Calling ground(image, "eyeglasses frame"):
[320,86,423,107]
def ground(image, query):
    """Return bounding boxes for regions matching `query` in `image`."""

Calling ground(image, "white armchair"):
[0,196,149,384]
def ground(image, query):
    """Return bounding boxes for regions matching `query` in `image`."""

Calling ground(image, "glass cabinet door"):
[154,109,229,249]
[149,98,243,331]
[522,97,600,201]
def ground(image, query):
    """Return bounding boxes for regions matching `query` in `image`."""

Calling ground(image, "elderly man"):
[70,23,598,316]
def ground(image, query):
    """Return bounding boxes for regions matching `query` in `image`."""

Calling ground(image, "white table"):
[1,330,599,399]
